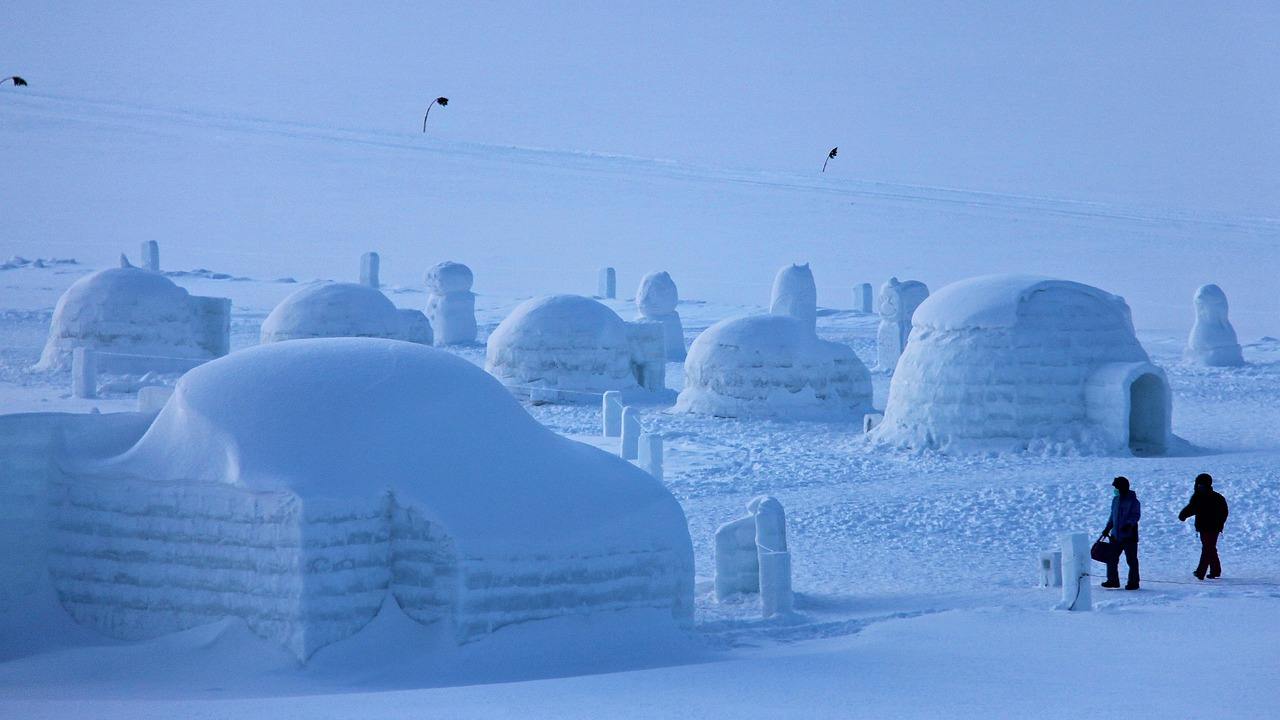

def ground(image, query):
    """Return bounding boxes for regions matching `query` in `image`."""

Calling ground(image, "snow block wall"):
[12,340,694,660]
[260,282,431,345]
[872,275,1172,454]
[36,267,231,371]
[1185,284,1244,367]
[676,314,873,421]
[424,261,477,346]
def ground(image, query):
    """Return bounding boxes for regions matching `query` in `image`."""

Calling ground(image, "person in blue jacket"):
[1100,476,1141,590]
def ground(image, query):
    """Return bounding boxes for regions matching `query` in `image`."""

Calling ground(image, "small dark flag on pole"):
[1,76,28,87]
[423,96,449,132]
[823,147,838,173]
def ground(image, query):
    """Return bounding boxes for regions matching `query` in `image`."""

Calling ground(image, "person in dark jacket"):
[1179,473,1229,580]
[1100,476,1141,590]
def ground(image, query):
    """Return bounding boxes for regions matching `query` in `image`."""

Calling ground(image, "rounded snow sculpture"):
[49,339,693,660]
[675,314,873,421]
[1184,284,1244,367]
[261,282,431,345]
[872,274,1172,455]
[37,265,229,371]
[487,294,663,398]
[424,261,477,346]
[876,277,929,372]
[635,271,685,361]
[770,263,818,333]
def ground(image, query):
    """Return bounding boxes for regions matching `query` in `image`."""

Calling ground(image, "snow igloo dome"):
[486,294,646,396]
[37,266,228,370]
[675,314,873,421]
[871,274,1172,455]
[59,338,693,660]
[261,282,431,345]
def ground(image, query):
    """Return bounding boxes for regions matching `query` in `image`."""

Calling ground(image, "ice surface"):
[1185,284,1244,367]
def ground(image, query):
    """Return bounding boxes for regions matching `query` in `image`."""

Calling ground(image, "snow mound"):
[36,266,226,370]
[1185,284,1244,367]
[485,295,638,395]
[873,274,1172,454]
[675,314,873,421]
[260,282,430,344]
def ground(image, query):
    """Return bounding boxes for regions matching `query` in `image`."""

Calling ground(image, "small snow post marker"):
[140,241,160,272]
[638,432,663,481]
[422,96,448,132]
[1057,532,1092,611]
[360,252,380,288]
[0,76,28,87]
[822,147,838,172]
[598,267,616,299]
[620,406,641,460]
[72,348,97,399]
[601,390,623,437]
[856,282,874,313]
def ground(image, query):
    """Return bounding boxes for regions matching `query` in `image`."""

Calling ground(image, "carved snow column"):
[598,267,616,299]
[620,406,641,460]
[856,282,874,313]
[638,432,663,481]
[626,321,666,391]
[360,252,380,288]
[72,347,97,399]
[140,241,160,272]
[770,263,817,334]
[1185,284,1244,367]
[1057,532,1092,612]
[635,271,685,361]
[714,496,793,617]
[601,390,623,437]
[875,277,929,372]
[424,261,477,346]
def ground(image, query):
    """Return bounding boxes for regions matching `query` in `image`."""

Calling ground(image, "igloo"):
[872,274,1172,455]
[424,261,477,346]
[261,282,431,345]
[6,339,693,660]
[770,263,818,333]
[486,295,666,400]
[635,271,685,361]
[36,264,230,371]
[1184,284,1244,367]
[675,314,873,421]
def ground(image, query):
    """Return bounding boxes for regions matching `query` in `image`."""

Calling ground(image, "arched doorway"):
[1128,373,1168,455]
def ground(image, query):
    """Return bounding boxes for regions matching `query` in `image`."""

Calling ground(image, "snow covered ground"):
[3,20,1280,715]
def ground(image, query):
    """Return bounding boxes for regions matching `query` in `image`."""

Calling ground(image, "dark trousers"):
[1197,531,1222,578]
[1106,538,1140,587]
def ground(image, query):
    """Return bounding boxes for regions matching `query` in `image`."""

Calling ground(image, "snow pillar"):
[638,432,663,481]
[598,267,616,299]
[626,321,666,391]
[140,241,160,272]
[72,347,96,399]
[759,551,793,617]
[620,406,641,460]
[714,516,759,600]
[360,252,380,288]
[601,390,623,437]
[1058,532,1092,611]
[1039,551,1063,588]
[191,296,232,358]
[424,262,477,345]
[856,282,874,313]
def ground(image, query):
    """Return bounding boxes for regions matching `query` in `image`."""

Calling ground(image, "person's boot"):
[1100,581,1120,588]
[1207,574,1220,579]
[1125,583,1140,590]
[1193,570,1206,580]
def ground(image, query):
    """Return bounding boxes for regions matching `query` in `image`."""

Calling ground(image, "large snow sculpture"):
[770,263,818,333]
[261,282,431,345]
[872,274,1172,455]
[1184,284,1244,367]
[635,271,686,361]
[424,261,477,346]
[675,314,873,421]
[875,277,929,372]
[18,339,693,660]
[486,295,666,400]
[36,264,229,371]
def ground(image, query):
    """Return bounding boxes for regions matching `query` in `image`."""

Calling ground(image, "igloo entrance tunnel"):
[871,275,1172,454]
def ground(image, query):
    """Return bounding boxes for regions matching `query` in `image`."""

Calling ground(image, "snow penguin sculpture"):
[635,271,685,361]
[1185,284,1244,367]
[424,261,478,346]
[769,263,818,333]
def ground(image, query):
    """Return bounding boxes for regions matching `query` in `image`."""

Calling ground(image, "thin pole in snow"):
[1,76,28,87]
[423,96,449,132]
[822,147,838,173]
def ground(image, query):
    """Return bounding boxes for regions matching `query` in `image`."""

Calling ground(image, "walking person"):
[1100,476,1141,590]
[1179,473,1229,580]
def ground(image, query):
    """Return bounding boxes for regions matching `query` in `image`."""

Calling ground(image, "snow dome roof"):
[488,294,629,347]
[912,274,1131,331]
[101,339,686,554]
[485,295,639,393]
[260,282,404,343]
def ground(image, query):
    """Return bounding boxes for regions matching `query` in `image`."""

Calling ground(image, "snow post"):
[621,406,640,460]
[72,347,96,399]
[1039,551,1063,588]
[1058,532,1092,611]
[856,282,874,313]
[360,252,380,288]
[140,241,160,272]
[601,390,623,437]
[753,496,792,617]
[638,432,663,481]
[714,515,759,600]
[598,267,616,299]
